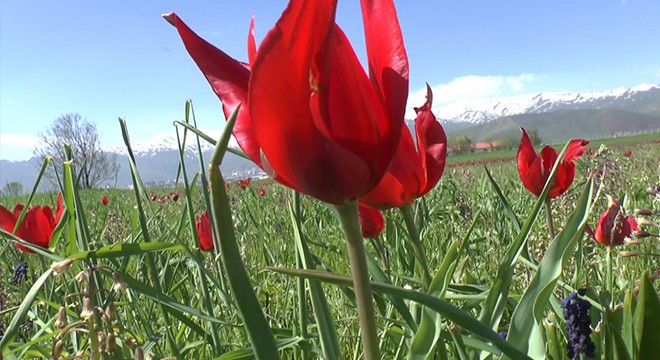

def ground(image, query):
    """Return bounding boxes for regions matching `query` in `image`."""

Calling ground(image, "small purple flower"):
[561,289,595,359]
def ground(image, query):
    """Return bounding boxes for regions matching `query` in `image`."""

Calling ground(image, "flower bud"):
[633,230,652,238]
[54,306,67,329]
[51,340,64,360]
[625,239,643,245]
[104,302,115,323]
[112,272,128,292]
[74,270,89,283]
[50,259,74,275]
[80,297,95,320]
[620,251,640,258]
[106,333,116,353]
[634,209,654,216]
[134,347,144,360]
[647,187,659,196]
[637,218,658,227]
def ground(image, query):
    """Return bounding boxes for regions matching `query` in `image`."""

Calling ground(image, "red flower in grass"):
[101,196,110,206]
[0,194,64,253]
[361,85,447,209]
[358,203,385,238]
[586,195,638,246]
[258,188,266,197]
[165,0,408,204]
[623,150,632,157]
[195,211,214,252]
[517,128,588,198]
[150,192,158,201]
[170,192,180,202]
[239,178,251,190]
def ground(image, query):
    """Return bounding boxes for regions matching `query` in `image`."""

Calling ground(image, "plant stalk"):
[544,198,556,240]
[335,201,379,360]
[400,204,433,288]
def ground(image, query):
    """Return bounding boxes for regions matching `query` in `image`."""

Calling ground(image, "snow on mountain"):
[436,83,660,124]
[109,130,237,157]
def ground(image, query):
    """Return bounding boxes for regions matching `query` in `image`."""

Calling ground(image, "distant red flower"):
[586,195,638,246]
[358,203,384,238]
[0,193,64,253]
[258,188,266,196]
[623,150,632,157]
[101,196,110,206]
[239,178,251,190]
[360,85,447,209]
[517,128,589,198]
[150,192,158,201]
[195,211,214,251]
[170,192,180,202]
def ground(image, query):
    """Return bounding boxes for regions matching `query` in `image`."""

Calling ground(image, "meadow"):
[0,129,658,360]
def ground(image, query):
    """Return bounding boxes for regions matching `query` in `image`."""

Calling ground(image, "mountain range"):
[1,84,659,191]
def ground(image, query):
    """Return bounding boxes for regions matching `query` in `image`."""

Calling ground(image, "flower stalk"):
[545,199,556,240]
[335,201,379,360]
[400,204,432,288]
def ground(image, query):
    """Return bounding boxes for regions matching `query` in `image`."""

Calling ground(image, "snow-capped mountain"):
[110,131,219,157]
[436,84,660,124]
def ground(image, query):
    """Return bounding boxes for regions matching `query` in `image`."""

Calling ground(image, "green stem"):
[544,199,556,240]
[607,246,614,307]
[400,204,432,288]
[335,201,379,360]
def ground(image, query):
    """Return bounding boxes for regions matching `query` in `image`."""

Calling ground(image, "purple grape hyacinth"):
[561,289,595,359]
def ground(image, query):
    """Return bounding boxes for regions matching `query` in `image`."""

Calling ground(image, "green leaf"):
[268,267,531,360]
[0,269,52,352]
[507,177,593,358]
[217,337,303,360]
[69,242,182,260]
[634,270,660,358]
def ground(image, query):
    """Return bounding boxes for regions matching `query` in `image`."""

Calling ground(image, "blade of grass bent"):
[208,106,280,359]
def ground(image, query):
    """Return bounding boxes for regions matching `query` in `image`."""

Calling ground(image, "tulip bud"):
[51,259,74,275]
[647,187,659,196]
[634,209,654,216]
[51,340,64,360]
[112,272,128,292]
[625,239,643,245]
[54,306,67,329]
[134,347,144,360]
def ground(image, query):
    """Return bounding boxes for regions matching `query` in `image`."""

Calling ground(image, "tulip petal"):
[0,205,16,233]
[415,85,447,197]
[563,139,589,163]
[196,212,214,252]
[517,128,538,188]
[165,13,261,165]
[247,15,257,67]
[250,0,391,203]
[358,203,385,238]
[360,0,409,126]
[22,206,52,249]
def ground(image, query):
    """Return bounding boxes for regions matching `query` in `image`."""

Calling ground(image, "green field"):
[1,133,658,359]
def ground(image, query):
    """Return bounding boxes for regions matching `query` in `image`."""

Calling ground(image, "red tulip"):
[361,85,447,209]
[0,193,64,253]
[517,128,588,198]
[195,211,214,252]
[239,178,251,190]
[358,203,385,238]
[170,192,180,202]
[258,188,266,197]
[586,195,638,246]
[101,196,110,206]
[623,150,632,157]
[150,192,158,201]
[165,0,408,204]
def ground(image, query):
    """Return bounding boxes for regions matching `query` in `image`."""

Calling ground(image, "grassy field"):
[0,132,658,359]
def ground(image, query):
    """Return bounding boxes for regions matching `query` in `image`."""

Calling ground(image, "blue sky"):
[1,0,659,161]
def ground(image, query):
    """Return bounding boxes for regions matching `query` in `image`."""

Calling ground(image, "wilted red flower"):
[358,203,384,238]
[195,211,214,251]
[101,196,110,206]
[517,128,588,198]
[170,192,180,202]
[586,195,638,246]
[361,85,447,209]
[257,188,266,196]
[0,193,64,253]
[239,178,251,190]
[623,150,632,157]
[165,0,408,204]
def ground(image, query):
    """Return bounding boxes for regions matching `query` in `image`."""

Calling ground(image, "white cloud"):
[406,73,536,118]
[0,134,39,161]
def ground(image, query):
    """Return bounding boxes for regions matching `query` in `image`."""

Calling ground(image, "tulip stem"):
[335,201,380,360]
[607,246,614,307]
[544,199,556,240]
[400,204,432,288]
